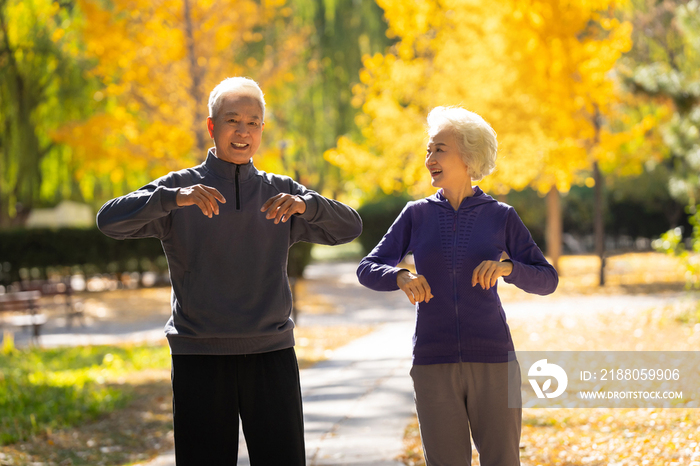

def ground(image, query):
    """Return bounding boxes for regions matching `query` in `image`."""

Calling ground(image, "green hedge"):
[0,228,165,283]
[0,228,312,285]
[288,242,313,278]
[357,194,412,254]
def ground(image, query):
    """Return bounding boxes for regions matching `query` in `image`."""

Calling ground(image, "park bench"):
[18,279,83,327]
[0,291,46,343]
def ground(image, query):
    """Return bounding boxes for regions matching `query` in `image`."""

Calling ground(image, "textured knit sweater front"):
[357,187,558,364]
[97,150,362,355]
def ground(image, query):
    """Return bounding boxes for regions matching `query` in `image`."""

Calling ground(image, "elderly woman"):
[357,106,558,465]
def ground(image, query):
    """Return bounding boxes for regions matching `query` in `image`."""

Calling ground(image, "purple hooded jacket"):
[357,187,558,364]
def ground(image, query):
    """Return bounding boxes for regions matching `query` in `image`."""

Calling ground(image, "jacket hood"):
[426,186,498,210]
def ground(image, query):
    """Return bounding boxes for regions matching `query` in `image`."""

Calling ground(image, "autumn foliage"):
[326,0,636,199]
[51,0,305,199]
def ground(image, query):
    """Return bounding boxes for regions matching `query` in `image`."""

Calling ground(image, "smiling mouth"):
[231,142,248,149]
[430,169,442,176]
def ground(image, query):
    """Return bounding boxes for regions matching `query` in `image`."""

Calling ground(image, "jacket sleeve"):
[289,188,363,246]
[96,181,181,241]
[356,203,413,292]
[502,206,558,295]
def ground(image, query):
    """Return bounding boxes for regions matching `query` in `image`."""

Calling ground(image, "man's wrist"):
[297,193,318,219]
[296,195,307,215]
[164,186,183,211]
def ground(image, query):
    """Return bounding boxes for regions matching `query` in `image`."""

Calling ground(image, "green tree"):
[619,0,700,288]
[619,0,700,203]
[262,0,392,196]
[0,0,94,227]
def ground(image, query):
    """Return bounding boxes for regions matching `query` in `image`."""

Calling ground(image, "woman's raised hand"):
[397,270,434,305]
[471,260,513,290]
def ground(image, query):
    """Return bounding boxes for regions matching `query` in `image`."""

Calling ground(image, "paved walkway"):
[137,262,690,466]
[142,262,417,466]
[3,261,691,465]
[145,321,415,466]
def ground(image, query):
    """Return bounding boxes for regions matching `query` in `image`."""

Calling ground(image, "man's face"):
[207,93,264,164]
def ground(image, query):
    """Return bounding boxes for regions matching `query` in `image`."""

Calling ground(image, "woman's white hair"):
[208,77,266,121]
[427,106,497,181]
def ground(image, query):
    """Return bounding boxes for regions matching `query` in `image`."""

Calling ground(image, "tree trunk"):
[546,186,562,272]
[591,105,605,287]
[594,161,606,286]
[183,0,207,155]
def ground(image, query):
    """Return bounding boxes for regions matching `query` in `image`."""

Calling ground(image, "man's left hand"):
[261,193,307,224]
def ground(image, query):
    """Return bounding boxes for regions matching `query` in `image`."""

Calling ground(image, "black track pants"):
[171,348,306,465]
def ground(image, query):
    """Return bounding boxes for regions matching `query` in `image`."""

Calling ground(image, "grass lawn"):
[0,322,372,466]
[399,252,700,466]
[0,342,172,465]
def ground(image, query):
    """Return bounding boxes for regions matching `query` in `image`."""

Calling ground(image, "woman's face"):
[425,128,470,190]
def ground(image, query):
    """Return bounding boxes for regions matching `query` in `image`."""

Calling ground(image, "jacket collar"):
[204,148,258,182]
[427,186,497,210]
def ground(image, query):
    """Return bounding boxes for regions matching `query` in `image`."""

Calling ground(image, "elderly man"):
[97,77,362,465]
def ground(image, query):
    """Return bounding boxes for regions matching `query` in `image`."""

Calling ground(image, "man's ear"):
[206,117,214,138]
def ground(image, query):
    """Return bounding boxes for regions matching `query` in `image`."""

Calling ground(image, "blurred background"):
[0,0,698,290]
[2,1,700,464]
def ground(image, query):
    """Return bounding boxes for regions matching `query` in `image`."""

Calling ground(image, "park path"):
[144,321,416,466]
[19,262,686,349]
[142,262,417,466]
[140,261,687,466]
[6,261,690,465]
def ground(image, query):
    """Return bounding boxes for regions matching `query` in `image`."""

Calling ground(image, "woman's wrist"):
[396,268,410,283]
[500,259,513,277]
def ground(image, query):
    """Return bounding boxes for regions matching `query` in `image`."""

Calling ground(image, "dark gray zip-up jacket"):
[97,150,362,355]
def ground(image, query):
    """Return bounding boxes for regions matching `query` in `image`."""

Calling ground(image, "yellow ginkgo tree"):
[52,0,306,201]
[327,0,637,273]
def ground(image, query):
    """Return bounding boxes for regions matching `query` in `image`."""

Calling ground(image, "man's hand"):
[397,270,433,305]
[176,185,226,218]
[261,193,307,224]
[472,260,513,290]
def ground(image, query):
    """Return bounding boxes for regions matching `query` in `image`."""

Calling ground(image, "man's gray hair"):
[427,106,497,181]
[208,77,266,121]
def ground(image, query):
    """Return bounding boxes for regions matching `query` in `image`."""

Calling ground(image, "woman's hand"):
[472,260,513,290]
[397,270,434,305]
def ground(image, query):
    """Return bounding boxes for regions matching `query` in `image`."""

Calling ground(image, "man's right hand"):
[176,185,226,218]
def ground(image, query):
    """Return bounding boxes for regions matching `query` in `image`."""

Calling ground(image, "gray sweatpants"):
[410,361,522,466]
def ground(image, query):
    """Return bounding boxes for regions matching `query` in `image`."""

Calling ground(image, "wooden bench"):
[0,291,46,342]
[19,279,83,328]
